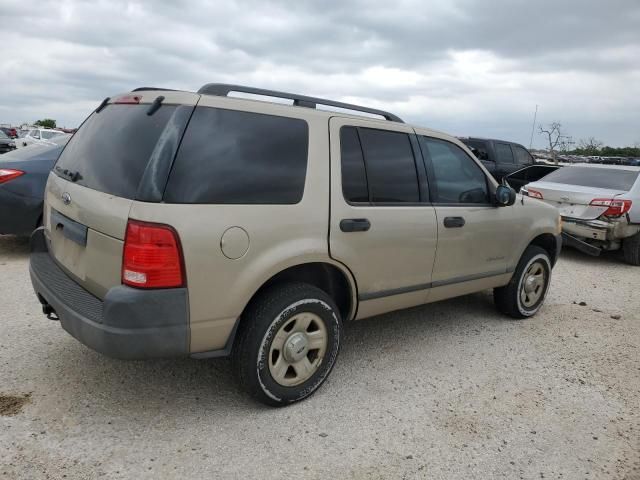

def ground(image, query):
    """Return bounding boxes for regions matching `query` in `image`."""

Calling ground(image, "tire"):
[494,245,552,319]
[232,282,342,407]
[622,232,640,266]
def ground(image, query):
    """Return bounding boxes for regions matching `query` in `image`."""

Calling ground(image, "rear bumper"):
[562,216,639,243]
[29,228,190,359]
[562,217,611,241]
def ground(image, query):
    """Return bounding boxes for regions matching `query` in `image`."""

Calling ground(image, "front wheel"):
[232,283,342,406]
[494,245,552,318]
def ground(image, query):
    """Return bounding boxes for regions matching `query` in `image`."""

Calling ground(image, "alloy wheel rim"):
[268,312,328,387]
[520,261,547,308]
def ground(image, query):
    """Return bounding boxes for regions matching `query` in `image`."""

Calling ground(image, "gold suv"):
[29,84,561,406]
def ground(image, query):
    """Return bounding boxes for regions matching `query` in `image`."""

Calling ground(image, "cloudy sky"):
[1,0,639,148]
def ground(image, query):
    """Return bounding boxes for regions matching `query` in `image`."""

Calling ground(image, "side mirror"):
[495,184,516,206]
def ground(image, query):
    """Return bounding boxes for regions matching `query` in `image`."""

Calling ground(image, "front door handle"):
[340,218,371,232]
[443,216,465,228]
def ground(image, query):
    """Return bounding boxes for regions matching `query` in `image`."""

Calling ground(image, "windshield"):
[541,166,639,191]
[41,131,61,140]
[0,130,8,140]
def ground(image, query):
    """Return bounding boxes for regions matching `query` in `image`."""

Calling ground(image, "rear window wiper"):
[55,166,82,182]
[95,97,110,113]
[147,96,165,116]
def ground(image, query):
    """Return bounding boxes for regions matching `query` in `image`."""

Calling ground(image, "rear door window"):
[495,143,515,164]
[164,107,309,204]
[340,126,369,203]
[357,128,420,203]
[54,104,179,199]
[541,167,640,191]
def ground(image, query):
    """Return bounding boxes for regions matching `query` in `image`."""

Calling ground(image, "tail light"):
[0,169,24,184]
[526,188,544,199]
[590,198,632,217]
[122,220,185,289]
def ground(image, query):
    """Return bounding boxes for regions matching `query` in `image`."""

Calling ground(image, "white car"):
[20,128,64,147]
[523,164,640,265]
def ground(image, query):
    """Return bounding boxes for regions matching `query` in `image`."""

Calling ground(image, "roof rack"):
[197,83,404,123]
[132,87,178,92]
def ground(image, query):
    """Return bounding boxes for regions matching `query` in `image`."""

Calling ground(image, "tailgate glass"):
[53,103,179,199]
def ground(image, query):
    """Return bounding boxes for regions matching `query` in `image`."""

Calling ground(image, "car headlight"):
[8,142,15,148]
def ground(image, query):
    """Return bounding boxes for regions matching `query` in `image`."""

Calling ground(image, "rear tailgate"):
[527,181,627,220]
[44,90,198,299]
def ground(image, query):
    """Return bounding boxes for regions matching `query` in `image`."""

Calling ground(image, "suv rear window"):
[54,104,178,199]
[541,167,640,191]
[164,107,308,204]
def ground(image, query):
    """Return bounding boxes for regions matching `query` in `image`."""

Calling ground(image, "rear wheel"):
[622,232,640,266]
[494,246,552,318]
[232,283,342,406]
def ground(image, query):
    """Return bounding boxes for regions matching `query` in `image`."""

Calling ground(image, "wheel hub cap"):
[524,275,538,293]
[266,312,329,387]
[520,260,547,308]
[283,332,309,363]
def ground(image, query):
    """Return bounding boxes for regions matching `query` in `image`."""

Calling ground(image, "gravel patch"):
[0,235,638,479]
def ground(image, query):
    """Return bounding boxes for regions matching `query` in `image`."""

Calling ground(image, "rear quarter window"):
[164,107,309,204]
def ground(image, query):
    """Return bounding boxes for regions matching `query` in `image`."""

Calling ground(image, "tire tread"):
[622,232,640,266]
[231,282,340,406]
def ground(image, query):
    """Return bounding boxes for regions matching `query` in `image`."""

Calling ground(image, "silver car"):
[523,164,640,265]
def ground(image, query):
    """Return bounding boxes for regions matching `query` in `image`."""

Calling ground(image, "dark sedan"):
[0,135,70,235]
[0,130,17,154]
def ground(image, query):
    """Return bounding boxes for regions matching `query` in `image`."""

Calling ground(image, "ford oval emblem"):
[62,192,72,205]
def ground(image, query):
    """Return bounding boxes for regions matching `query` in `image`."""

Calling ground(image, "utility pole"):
[529,104,538,149]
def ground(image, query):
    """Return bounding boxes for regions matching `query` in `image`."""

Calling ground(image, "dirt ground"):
[0,234,638,479]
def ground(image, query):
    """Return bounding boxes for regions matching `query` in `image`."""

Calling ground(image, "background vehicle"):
[523,164,640,264]
[0,127,18,139]
[0,130,17,154]
[30,85,561,406]
[0,135,71,235]
[20,128,64,147]
[459,137,535,182]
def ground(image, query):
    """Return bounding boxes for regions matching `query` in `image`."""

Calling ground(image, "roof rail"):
[197,83,404,123]
[132,87,178,92]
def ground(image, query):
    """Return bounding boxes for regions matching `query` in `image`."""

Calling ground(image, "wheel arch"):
[244,261,358,323]
[528,232,560,266]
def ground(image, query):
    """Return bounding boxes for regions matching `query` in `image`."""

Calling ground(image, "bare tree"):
[539,121,569,164]
[578,136,603,155]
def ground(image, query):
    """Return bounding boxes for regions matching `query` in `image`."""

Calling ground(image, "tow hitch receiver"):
[42,304,59,321]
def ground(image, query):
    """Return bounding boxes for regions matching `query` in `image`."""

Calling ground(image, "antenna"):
[529,104,539,149]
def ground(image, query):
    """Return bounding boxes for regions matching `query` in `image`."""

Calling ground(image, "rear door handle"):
[340,218,371,232]
[443,216,465,228]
